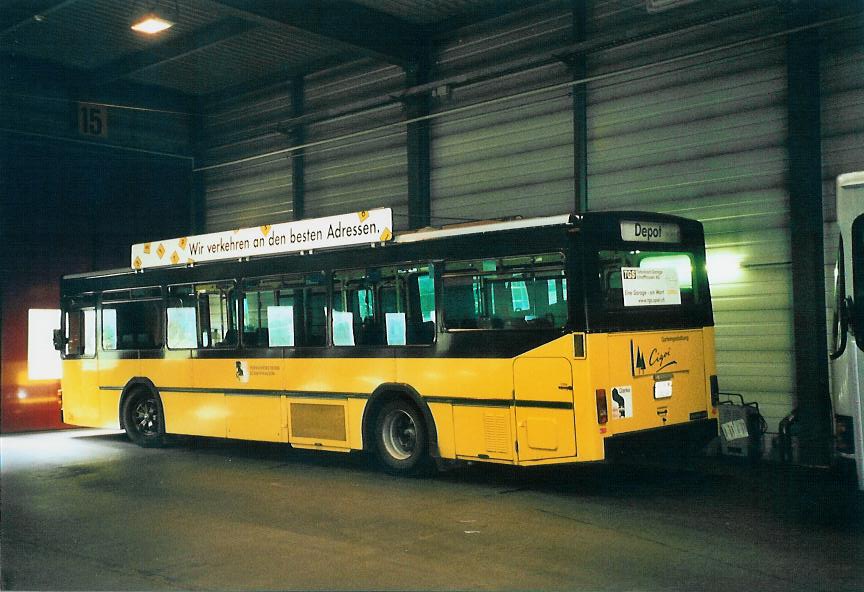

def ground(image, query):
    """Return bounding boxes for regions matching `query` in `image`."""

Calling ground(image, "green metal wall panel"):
[303,61,409,229]
[201,82,293,231]
[430,2,575,224]
[587,3,793,442]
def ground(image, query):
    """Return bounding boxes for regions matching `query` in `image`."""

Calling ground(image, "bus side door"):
[513,357,576,462]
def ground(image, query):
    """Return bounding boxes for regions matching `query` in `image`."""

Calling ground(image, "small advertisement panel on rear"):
[621,267,682,306]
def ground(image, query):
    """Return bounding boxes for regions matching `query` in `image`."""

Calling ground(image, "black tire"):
[374,399,428,476]
[122,389,166,448]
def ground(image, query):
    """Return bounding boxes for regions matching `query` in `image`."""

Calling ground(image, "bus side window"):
[442,254,567,330]
[243,273,328,348]
[198,284,238,348]
[166,287,197,349]
[332,264,435,346]
[101,288,164,351]
[166,283,237,349]
[303,285,328,347]
[442,275,478,329]
[406,269,436,344]
[65,305,95,357]
[243,285,280,347]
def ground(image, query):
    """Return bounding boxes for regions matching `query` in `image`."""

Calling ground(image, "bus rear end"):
[579,213,718,459]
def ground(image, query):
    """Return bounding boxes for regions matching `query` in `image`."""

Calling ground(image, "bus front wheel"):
[122,389,166,448]
[374,399,428,476]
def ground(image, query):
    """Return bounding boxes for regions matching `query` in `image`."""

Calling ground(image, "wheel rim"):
[381,409,417,461]
[132,397,160,437]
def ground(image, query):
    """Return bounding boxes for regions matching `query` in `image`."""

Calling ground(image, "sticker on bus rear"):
[621,267,681,306]
[654,380,673,399]
[611,386,633,419]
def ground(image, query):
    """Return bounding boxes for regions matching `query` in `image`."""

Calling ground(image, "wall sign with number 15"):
[78,103,107,138]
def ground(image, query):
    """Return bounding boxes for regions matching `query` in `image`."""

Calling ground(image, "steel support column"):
[290,76,306,221]
[190,103,207,233]
[786,0,831,465]
[406,48,432,230]
[572,0,589,213]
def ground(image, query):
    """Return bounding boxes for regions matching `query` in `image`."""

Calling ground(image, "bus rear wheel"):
[374,399,428,476]
[122,389,166,448]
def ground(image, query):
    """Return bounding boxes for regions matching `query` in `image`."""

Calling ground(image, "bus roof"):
[395,214,576,244]
[64,212,579,280]
[62,210,701,281]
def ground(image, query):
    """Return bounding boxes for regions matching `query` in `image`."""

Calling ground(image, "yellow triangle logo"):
[178,237,188,250]
[260,225,271,236]
[156,243,165,259]
[379,228,392,242]
[358,210,369,222]
[143,243,151,254]
[133,256,142,269]
[170,251,180,265]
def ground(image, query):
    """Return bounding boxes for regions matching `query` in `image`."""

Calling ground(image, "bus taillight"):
[710,375,719,407]
[596,389,608,424]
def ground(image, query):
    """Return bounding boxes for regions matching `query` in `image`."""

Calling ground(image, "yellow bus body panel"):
[513,357,576,462]
[61,359,101,427]
[396,358,513,399]
[142,355,193,390]
[398,357,515,461]
[602,329,707,433]
[60,326,716,466]
[162,391,228,438]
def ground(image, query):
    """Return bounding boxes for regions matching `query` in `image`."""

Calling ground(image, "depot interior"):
[1,0,862,466]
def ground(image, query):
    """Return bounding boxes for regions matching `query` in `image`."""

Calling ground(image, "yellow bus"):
[55,209,719,475]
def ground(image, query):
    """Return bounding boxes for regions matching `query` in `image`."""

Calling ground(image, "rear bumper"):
[604,418,718,460]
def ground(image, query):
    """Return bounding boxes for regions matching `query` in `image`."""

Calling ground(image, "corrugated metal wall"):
[190,1,864,455]
[304,61,410,229]
[430,1,575,224]
[821,13,864,336]
[2,91,190,158]
[200,82,294,231]
[586,1,793,440]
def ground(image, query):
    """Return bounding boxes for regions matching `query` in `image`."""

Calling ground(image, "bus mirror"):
[830,296,851,360]
[53,329,67,352]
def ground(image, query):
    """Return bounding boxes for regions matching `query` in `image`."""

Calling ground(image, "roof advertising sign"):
[132,208,393,270]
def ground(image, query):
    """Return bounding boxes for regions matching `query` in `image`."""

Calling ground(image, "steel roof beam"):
[201,51,355,109]
[211,0,424,67]
[0,0,77,36]
[273,0,787,130]
[428,0,549,39]
[1,53,196,113]
[92,17,257,84]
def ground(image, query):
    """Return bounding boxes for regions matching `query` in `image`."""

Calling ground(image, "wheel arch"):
[362,383,439,458]
[118,377,163,430]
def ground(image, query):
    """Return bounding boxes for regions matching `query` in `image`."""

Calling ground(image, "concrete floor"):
[1,430,862,591]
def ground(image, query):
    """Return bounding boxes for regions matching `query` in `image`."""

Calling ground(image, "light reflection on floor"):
[0,429,126,472]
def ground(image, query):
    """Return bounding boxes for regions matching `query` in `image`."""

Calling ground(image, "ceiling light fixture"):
[131,13,173,34]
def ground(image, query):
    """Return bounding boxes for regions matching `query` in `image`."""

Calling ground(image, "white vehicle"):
[829,171,864,491]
